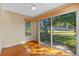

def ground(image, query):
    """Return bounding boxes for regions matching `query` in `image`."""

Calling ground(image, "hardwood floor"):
[0,40,73,56]
[1,44,29,56]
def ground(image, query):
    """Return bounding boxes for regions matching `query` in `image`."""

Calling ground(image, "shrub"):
[67,39,76,48]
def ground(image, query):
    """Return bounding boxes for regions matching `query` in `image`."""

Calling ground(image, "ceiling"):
[1,3,65,17]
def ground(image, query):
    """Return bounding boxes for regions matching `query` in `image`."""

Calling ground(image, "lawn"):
[53,30,76,49]
[40,30,76,52]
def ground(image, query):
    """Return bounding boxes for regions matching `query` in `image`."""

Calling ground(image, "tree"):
[52,12,76,31]
[40,18,51,42]
[41,18,51,33]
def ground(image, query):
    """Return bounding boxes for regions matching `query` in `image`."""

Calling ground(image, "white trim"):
[51,17,53,47]
[3,42,21,48]
[3,39,34,48]
[37,21,40,43]
[76,10,79,55]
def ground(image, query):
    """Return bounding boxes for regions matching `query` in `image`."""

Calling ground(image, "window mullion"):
[51,17,53,47]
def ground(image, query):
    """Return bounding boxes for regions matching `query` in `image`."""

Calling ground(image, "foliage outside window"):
[25,22,31,36]
[40,12,76,54]
[40,18,51,46]
[52,12,76,53]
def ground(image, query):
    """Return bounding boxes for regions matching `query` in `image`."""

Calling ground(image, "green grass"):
[40,30,76,49]
[53,35,76,48]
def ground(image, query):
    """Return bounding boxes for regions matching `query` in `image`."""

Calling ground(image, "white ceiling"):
[1,3,65,17]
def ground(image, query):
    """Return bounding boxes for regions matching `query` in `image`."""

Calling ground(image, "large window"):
[40,12,76,54]
[52,12,76,54]
[25,22,32,36]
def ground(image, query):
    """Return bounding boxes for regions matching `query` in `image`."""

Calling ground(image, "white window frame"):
[38,11,77,51]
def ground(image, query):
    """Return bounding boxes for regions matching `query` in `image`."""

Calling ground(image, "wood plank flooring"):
[0,40,72,56]
[1,44,29,56]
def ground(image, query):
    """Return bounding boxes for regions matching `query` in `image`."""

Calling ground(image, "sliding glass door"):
[39,12,76,54]
[52,12,76,53]
[40,18,51,46]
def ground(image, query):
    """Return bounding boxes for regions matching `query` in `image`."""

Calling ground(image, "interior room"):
[0,3,79,56]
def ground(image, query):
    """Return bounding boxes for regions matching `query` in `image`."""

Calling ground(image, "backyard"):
[40,12,76,54]
[52,30,76,49]
[40,30,76,53]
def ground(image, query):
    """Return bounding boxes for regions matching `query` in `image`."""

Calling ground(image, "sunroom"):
[0,3,79,56]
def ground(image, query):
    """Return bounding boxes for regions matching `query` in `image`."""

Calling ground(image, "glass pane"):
[52,12,76,54]
[25,22,31,36]
[40,18,51,46]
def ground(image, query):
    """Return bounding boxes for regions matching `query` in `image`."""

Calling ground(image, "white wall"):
[0,9,33,51]
[0,5,2,53]
[31,21,37,40]
[0,10,25,48]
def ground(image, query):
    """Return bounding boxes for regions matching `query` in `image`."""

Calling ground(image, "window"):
[40,18,51,46]
[40,12,76,54]
[25,22,32,36]
[52,12,76,54]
